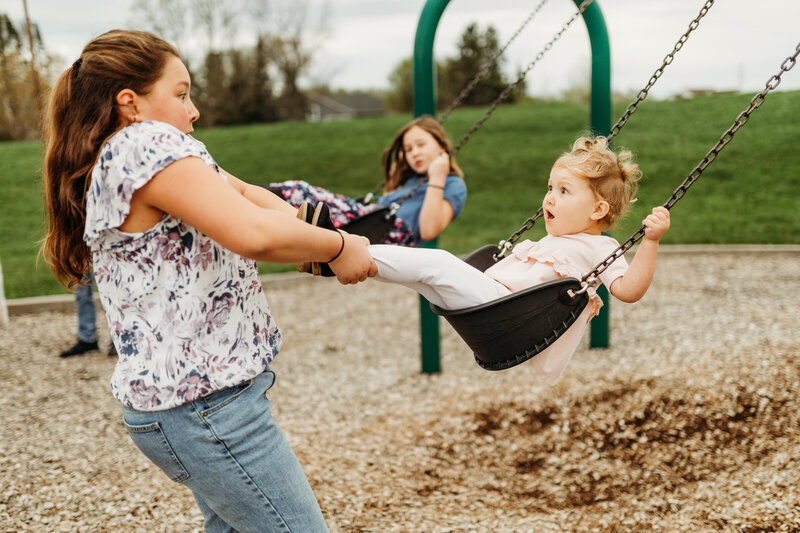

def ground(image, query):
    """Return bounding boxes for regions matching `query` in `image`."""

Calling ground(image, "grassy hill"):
[1,90,798,299]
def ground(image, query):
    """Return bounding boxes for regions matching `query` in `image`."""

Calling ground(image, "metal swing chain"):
[362,159,428,207]
[577,40,800,290]
[451,0,595,156]
[368,0,588,207]
[362,177,428,219]
[607,0,715,142]
[364,0,567,207]
[493,0,717,260]
[439,0,550,124]
[494,208,545,259]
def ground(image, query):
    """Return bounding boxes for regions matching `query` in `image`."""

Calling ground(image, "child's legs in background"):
[369,244,502,310]
[75,273,97,343]
[268,179,376,228]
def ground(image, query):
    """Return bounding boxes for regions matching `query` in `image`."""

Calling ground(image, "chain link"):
[493,207,544,260]
[366,0,554,201]
[439,0,550,124]
[581,41,800,283]
[452,0,595,155]
[608,0,715,141]
[493,0,719,257]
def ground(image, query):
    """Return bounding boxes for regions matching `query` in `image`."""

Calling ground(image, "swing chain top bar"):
[580,40,800,285]
[493,0,720,260]
[607,0,715,141]
[366,0,584,206]
[368,0,590,207]
[451,0,595,156]
[439,0,550,124]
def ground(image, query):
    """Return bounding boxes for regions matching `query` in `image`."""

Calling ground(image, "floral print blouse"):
[84,121,281,411]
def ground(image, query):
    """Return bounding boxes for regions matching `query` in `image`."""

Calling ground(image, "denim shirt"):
[377,174,467,245]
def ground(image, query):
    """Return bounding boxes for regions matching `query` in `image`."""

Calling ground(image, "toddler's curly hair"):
[553,136,640,229]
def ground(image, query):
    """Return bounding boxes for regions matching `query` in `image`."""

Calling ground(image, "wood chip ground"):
[1,249,798,532]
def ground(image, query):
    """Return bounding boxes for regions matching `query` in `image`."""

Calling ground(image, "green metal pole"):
[411,0,611,371]
[575,0,612,348]
[413,0,450,117]
[414,0,451,374]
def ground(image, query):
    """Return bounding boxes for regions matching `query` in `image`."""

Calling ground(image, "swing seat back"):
[461,244,503,272]
[341,207,396,244]
[430,244,589,371]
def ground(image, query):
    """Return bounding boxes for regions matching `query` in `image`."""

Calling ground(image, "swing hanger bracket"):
[493,239,514,261]
[568,276,599,298]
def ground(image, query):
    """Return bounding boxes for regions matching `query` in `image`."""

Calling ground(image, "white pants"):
[369,244,591,385]
[369,245,502,310]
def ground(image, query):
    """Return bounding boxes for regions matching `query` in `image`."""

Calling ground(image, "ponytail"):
[40,30,179,288]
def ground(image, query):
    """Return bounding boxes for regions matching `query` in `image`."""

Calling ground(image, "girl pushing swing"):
[41,29,376,532]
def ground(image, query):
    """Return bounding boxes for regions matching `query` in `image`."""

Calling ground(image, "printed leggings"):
[268,180,415,246]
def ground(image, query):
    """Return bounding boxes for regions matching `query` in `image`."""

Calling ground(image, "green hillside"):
[1,90,797,299]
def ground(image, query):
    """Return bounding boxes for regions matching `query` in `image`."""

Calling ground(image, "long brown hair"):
[381,115,463,192]
[41,30,179,288]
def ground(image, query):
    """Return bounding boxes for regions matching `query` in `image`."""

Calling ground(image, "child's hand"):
[427,152,450,184]
[329,233,377,284]
[642,206,670,242]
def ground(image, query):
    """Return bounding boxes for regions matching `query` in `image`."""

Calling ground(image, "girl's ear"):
[591,200,610,221]
[115,88,138,123]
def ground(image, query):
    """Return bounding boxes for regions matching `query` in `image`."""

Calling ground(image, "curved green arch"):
[413,1,612,372]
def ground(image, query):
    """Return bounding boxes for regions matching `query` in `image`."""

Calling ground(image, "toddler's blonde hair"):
[553,136,640,229]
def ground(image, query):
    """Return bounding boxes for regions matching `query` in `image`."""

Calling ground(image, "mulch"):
[1,248,798,532]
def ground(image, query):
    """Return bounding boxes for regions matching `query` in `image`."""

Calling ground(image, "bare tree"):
[193,0,241,53]
[21,0,42,129]
[0,12,45,140]
[127,0,190,54]
[247,0,330,120]
[128,0,330,125]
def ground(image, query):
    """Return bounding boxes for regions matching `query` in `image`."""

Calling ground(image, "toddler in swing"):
[302,136,670,383]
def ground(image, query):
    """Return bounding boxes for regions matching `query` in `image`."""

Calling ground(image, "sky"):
[4,0,800,100]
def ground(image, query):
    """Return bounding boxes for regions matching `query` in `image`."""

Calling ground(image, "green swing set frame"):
[412,0,612,373]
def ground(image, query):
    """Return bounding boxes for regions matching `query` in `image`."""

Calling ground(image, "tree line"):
[1,1,523,141]
[385,23,525,113]
[0,13,53,141]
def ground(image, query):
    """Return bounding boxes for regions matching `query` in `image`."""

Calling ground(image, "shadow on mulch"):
[400,351,799,531]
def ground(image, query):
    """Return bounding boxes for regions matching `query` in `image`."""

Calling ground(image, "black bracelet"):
[328,231,345,263]
[428,183,444,190]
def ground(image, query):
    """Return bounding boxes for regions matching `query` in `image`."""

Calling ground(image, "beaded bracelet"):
[428,184,445,190]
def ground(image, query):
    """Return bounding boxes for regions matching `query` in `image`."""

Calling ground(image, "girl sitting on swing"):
[268,115,467,247]
[299,136,670,383]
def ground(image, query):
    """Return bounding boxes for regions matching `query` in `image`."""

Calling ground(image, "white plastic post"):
[0,257,9,327]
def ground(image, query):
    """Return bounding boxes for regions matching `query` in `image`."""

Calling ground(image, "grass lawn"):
[1,90,798,299]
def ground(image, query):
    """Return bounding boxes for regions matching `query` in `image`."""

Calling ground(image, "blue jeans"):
[122,371,327,533]
[75,273,97,343]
